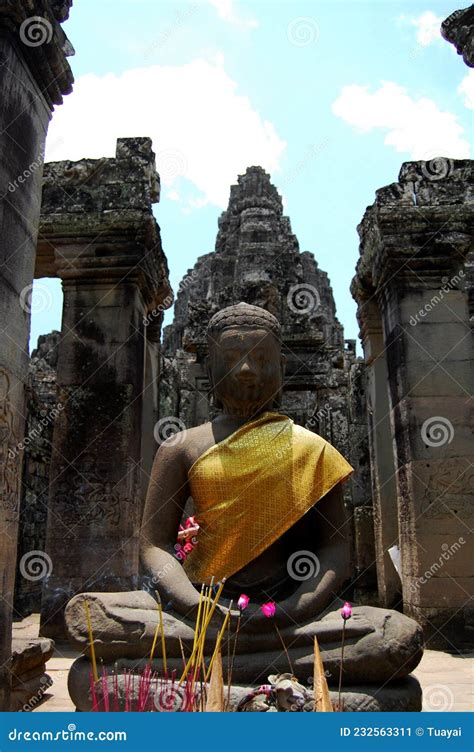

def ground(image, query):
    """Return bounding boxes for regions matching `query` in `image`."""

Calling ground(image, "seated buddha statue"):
[65,303,423,711]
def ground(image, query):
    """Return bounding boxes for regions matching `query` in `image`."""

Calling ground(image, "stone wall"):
[0,0,73,709]
[14,333,60,617]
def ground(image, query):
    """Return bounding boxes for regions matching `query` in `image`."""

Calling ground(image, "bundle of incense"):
[101,668,110,712]
[194,580,214,701]
[179,577,226,684]
[137,664,153,711]
[89,670,98,712]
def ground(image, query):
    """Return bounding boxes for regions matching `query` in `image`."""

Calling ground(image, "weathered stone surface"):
[352,159,473,647]
[0,0,73,711]
[9,637,54,711]
[11,637,54,679]
[441,5,474,67]
[14,333,60,617]
[0,1,74,107]
[68,657,422,712]
[64,591,423,686]
[38,138,172,639]
[10,673,53,713]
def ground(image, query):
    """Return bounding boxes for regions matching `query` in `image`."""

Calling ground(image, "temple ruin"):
[0,0,472,714]
[35,137,172,638]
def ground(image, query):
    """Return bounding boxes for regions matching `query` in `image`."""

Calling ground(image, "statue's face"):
[208,327,285,417]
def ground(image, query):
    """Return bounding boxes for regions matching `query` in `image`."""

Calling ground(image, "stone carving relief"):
[0,368,20,514]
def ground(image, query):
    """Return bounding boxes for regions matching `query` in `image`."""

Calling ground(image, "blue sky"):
[30,0,473,352]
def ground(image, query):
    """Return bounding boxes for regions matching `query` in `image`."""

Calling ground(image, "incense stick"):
[205,601,232,682]
[83,600,99,683]
[155,592,167,675]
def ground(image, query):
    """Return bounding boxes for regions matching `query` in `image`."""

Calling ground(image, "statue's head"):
[206,302,286,418]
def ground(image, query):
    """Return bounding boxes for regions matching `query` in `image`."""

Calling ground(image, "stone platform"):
[13,616,472,712]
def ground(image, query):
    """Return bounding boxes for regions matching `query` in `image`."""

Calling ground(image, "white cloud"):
[207,0,258,29]
[166,189,180,201]
[458,70,474,109]
[398,11,443,47]
[332,81,470,159]
[46,58,285,209]
[410,11,443,47]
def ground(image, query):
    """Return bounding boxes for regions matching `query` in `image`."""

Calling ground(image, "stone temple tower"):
[162,166,360,462]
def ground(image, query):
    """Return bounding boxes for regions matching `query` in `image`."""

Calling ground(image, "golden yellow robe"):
[183,411,353,584]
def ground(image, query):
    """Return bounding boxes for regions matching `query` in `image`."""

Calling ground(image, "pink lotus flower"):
[237,594,250,611]
[261,601,276,618]
[341,601,352,620]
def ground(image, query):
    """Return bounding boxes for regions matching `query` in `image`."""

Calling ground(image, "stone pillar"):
[353,160,473,646]
[0,3,73,709]
[37,138,172,638]
[348,359,378,604]
[353,299,400,607]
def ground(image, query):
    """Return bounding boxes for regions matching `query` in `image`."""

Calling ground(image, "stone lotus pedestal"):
[64,591,423,712]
